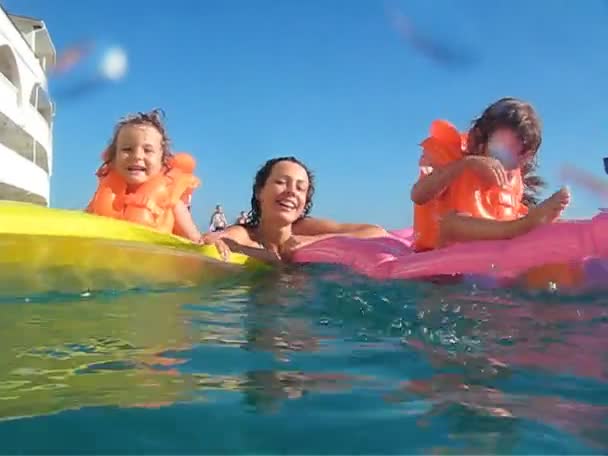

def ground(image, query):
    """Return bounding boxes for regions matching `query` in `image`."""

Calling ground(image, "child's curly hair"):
[465,97,545,206]
[97,108,173,177]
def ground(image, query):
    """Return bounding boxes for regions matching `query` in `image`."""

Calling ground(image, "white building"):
[0,6,55,206]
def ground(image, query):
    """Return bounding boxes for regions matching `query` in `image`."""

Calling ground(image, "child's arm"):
[411,159,468,205]
[173,200,202,242]
[293,217,387,238]
[411,156,509,205]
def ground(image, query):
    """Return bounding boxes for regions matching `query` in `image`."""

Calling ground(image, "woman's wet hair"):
[466,97,545,206]
[246,156,315,227]
[97,108,172,176]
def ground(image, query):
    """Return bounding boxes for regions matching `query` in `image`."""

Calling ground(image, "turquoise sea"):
[0,264,607,454]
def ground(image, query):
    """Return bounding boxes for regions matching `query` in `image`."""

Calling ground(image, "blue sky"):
[8,0,608,229]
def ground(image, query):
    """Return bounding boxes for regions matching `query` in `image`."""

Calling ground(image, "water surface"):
[0,266,606,454]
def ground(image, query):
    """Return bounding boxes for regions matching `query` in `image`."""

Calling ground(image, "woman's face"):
[256,160,310,225]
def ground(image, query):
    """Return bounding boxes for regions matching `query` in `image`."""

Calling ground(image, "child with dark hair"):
[411,97,570,251]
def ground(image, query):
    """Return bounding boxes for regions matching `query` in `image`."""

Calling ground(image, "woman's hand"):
[213,238,232,261]
[199,231,223,244]
[199,232,232,261]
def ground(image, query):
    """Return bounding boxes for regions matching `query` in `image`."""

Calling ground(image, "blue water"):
[1,265,607,454]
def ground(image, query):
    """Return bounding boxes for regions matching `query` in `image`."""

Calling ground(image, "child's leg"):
[438,212,533,246]
[438,188,570,246]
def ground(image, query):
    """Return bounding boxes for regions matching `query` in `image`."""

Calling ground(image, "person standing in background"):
[236,211,248,225]
[209,204,228,232]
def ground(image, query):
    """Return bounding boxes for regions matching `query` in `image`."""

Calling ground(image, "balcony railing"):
[26,102,51,146]
[0,71,18,104]
[0,110,50,173]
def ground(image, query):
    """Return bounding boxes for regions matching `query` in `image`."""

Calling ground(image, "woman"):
[203,156,387,263]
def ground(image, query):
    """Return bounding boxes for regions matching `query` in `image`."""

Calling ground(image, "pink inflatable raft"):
[292,212,608,291]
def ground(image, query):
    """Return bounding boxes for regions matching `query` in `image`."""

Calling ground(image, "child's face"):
[113,124,164,186]
[487,128,530,170]
[489,128,524,155]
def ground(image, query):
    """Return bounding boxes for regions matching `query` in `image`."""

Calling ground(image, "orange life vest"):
[86,152,200,235]
[413,120,527,251]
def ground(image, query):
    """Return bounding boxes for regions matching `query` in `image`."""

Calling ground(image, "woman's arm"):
[293,217,387,238]
[221,238,282,264]
[206,225,282,264]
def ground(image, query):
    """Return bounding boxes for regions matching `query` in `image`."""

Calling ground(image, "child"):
[86,109,203,242]
[410,97,570,251]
